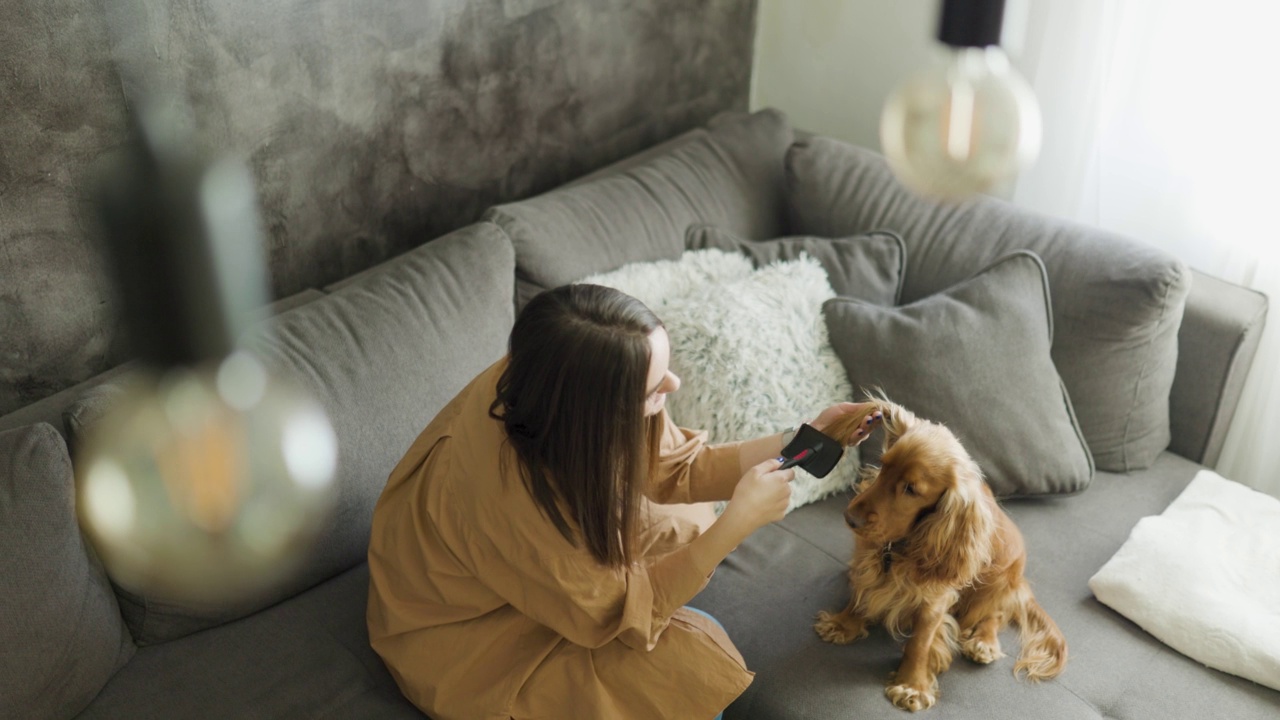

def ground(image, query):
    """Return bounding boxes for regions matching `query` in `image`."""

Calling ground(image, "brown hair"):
[489,284,664,567]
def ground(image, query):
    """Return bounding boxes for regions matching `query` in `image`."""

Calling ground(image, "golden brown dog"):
[815,398,1067,712]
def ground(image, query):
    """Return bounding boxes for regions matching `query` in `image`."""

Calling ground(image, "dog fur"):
[814,397,1067,712]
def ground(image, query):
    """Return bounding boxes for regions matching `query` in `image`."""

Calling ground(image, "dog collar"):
[881,541,895,572]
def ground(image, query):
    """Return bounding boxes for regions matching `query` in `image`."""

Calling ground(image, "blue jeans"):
[684,606,726,720]
[684,605,724,629]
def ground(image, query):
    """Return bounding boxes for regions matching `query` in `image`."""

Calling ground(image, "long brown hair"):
[489,284,663,567]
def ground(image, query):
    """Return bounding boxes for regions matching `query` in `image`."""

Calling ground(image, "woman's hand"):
[721,459,794,535]
[809,402,883,446]
[689,459,795,577]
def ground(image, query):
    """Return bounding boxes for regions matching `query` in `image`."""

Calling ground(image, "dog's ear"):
[912,465,994,585]
[872,396,916,454]
[821,393,917,449]
[853,463,879,495]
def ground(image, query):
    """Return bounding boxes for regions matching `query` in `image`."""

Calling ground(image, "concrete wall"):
[0,0,757,415]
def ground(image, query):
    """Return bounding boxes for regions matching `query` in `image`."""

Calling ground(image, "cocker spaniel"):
[815,397,1067,712]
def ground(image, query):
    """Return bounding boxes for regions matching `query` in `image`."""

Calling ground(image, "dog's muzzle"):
[844,507,865,529]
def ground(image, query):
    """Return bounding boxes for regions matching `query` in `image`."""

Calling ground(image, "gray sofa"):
[1,108,1274,720]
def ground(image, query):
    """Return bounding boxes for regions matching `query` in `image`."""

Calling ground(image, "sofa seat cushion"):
[693,452,1280,719]
[487,108,793,309]
[77,563,425,719]
[786,138,1191,473]
[0,423,135,720]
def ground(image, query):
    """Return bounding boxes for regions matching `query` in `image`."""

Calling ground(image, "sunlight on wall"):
[750,0,940,148]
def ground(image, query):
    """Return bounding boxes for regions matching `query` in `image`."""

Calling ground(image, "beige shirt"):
[367,359,754,720]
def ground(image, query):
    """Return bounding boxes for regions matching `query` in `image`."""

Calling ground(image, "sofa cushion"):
[76,563,423,720]
[61,223,517,645]
[0,291,328,441]
[586,250,866,511]
[488,108,793,309]
[250,222,516,583]
[581,246,758,309]
[786,137,1190,472]
[57,289,328,454]
[696,526,1100,720]
[0,423,135,719]
[685,224,906,305]
[823,252,1094,497]
[62,382,128,458]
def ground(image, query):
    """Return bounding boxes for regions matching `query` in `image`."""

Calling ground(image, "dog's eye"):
[902,483,917,496]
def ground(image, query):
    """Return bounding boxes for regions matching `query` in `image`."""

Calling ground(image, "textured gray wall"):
[0,0,756,416]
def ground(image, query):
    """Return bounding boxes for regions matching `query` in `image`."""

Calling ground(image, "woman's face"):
[643,326,682,417]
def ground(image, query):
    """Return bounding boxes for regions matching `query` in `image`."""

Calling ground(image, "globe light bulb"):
[880,0,1041,200]
[78,353,338,602]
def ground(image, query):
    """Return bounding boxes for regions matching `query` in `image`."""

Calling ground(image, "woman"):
[367,284,876,719]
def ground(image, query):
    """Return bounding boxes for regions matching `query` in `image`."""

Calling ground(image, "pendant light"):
[880,0,1041,200]
[77,99,339,604]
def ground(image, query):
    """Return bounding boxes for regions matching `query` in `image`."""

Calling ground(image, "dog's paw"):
[885,681,937,712]
[960,631,1004,664]
[813,611,868,645]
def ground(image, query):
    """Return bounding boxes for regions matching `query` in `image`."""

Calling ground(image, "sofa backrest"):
[241,221,516,591]
[59,222,516,645]
[0,290,329,441]
[785,137,1191,474]
[486,108,794,309]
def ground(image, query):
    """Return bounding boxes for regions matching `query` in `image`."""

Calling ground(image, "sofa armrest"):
[1168,270,1268,467]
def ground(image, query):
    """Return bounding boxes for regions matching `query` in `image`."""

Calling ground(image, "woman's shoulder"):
[380,358,512,492]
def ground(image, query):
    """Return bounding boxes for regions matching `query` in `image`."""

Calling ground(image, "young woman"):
[367,283,876,719]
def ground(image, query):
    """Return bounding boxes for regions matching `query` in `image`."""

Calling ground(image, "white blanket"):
[1088,470,1280,691]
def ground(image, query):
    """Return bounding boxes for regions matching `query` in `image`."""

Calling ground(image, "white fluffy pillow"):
[583,249,858,512]
[580,249,755,309]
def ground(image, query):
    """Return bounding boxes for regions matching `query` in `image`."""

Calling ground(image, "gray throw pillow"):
[61,222,517,645]
[685,224,906,305]
[0,423,135,718]
[787,137,1189,472]
[487,108,794,309]
[823,251,1094,497]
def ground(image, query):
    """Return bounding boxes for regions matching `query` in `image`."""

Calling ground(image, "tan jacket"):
[367,359,754,719]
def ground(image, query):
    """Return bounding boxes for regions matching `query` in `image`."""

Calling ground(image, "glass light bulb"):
[77,352,338,604]
[880,46,1041,200]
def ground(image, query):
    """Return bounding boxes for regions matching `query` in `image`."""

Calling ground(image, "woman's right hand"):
[722,459,794,534]
[687,460,795,578]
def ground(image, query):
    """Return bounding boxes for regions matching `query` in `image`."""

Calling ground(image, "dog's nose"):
[844,509,864,529]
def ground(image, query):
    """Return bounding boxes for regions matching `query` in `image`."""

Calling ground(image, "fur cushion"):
[583,249,860,511]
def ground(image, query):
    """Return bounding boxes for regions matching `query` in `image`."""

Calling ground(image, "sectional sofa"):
[1,109,1273,720]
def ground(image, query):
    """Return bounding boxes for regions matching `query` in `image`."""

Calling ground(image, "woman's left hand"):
[809,402,882,445]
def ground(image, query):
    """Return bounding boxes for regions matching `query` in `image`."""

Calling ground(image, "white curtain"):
[1009,0,1280,497]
